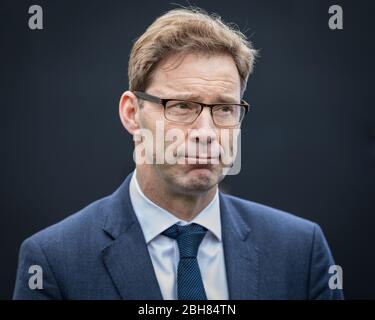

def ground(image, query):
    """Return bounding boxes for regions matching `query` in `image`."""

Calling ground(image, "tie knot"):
[162,223,207,258]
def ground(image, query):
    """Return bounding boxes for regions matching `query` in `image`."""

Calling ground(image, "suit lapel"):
[220,193,259,299]
[101,173,163,300]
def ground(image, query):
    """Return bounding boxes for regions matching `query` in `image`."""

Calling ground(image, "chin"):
[177,166,221,193]
[157,164,223,194]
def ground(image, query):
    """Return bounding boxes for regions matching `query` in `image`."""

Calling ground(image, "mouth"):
[183,156,220,165]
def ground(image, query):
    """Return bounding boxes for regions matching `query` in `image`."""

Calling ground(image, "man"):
[14,8,343,300]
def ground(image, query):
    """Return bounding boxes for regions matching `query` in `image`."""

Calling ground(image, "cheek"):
[163,125,187,143]
[218,128,239,156]
[138,107,164,129]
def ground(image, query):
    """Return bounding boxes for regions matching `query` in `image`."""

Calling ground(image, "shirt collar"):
[129,169,222,243]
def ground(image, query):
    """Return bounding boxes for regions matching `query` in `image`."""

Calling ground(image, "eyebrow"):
[166,93,239,104]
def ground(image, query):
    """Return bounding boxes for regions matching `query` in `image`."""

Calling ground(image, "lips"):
[184,156,218,159]
[183,156,220,164]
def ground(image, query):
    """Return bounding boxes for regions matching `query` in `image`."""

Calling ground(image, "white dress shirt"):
[129,170,229,300]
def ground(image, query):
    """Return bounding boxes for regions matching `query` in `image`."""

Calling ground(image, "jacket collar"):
[101,172,163,299]
[220,193,259,299]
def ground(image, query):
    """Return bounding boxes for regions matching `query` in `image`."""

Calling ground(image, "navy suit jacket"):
[13,172,344,299]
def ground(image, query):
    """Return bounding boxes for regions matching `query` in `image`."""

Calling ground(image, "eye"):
[166,101,198,114]
[174,102,192,109]
[216,105,235,115]
[221,106,232,113]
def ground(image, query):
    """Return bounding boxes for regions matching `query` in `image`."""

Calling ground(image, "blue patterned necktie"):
[162,223,208,300]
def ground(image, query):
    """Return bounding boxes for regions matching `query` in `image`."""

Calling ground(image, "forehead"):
[147,53,241,101]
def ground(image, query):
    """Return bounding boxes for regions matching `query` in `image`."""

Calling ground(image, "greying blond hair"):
[128,8,258,97]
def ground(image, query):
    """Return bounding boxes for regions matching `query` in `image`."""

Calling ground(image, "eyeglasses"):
[133,91,250,127]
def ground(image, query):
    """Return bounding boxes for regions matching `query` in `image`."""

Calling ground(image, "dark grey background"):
[1,0,374,299]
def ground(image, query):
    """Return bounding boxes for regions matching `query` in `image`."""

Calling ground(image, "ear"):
[119,91,140,135]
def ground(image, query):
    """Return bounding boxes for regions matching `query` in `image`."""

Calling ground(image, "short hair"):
[128,7,258,97]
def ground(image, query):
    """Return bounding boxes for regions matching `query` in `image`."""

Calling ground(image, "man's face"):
[136,53,242,195]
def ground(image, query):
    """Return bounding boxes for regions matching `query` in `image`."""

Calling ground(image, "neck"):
[135,166,217,221]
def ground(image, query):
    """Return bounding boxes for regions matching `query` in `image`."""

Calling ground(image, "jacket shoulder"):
[22,195,113,252]
[221,193,317,238]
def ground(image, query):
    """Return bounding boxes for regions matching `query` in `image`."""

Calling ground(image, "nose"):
[188,107,217,145]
